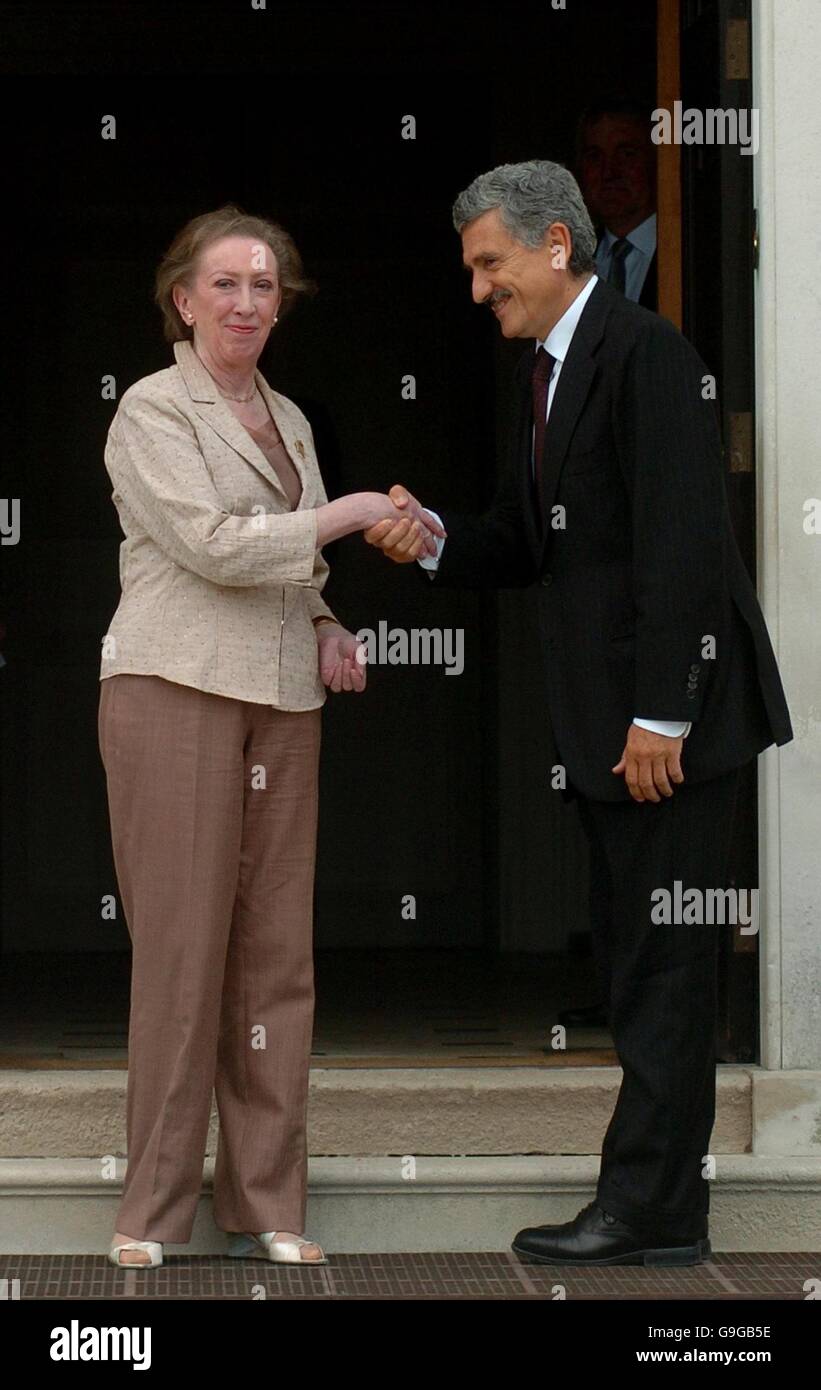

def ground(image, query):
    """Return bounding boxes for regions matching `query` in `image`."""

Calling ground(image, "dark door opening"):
[0,0,760,1068]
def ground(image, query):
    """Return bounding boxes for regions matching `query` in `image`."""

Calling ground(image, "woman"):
[99,204,442,1267]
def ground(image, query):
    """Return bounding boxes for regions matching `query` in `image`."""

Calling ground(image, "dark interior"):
[0,0,757,1064]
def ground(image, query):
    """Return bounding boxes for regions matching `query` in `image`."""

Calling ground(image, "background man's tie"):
[532,345,556,528]
[608,236,632,294]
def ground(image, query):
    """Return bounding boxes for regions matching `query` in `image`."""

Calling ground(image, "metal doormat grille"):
[0,1252,810,1301]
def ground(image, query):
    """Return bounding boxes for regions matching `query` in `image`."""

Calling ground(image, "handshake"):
[362,484,446,563]
[315,484,445,557]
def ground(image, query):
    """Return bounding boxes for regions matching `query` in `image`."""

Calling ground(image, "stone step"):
[0,1065,756,1158]
[2,1155,820,1254]
[2,1067,819,1253]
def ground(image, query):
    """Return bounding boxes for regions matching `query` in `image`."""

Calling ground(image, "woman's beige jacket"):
[100,338,337,709]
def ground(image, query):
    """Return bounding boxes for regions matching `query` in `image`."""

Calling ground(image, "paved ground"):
[2,1250,813,1300]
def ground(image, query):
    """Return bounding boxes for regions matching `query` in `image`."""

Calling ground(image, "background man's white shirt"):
[595,212,657,303]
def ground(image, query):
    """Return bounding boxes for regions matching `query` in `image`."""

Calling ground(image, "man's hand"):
[364,484,446,563]
[612,724,684,803]
[314,621,367,693]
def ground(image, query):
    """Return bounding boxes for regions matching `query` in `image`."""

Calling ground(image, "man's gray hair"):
[452,159,597,275]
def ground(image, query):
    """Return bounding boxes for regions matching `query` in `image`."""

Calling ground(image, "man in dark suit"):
[576,97,658,310]
[364,160,792,1265]
[563,95,659,1030]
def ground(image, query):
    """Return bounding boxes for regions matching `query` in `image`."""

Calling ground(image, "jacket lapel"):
[253,374,311,504]
[172,339,307,506]
[516,280,612,560]
[513,348,543,561]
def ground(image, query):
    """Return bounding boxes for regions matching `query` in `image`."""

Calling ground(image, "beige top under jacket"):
[99,338,338,709]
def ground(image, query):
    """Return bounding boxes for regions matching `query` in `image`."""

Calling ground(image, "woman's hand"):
[356,493,444,555]
[314,621,367,693]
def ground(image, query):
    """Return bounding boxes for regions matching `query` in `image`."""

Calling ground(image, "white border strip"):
[751,0,783,1072]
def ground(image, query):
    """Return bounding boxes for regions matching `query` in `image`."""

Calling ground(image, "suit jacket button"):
[690,663,701,673]
[541,573,552,586]
[686,690,697,699]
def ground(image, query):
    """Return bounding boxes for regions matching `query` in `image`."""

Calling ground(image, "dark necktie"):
[608,237,632,294]
[532,347,556,525]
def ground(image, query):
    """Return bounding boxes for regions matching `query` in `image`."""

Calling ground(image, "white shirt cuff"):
[416,508,445,574]
[633,717,692,738]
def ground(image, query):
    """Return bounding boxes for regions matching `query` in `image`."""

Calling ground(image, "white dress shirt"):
[417,272,689,739]
[595,213,657,304]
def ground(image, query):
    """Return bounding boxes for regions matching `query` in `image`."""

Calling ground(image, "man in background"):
[577,96,657,310]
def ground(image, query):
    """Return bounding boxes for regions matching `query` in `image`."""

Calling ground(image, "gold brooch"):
[294,439,306,460]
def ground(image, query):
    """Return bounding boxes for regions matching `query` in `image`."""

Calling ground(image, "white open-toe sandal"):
[108,1239,163,1268]
[226,1231,328,1265]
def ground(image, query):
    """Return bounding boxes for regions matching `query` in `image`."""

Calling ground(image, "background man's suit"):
[636,247,657,309]
[427,277,792,1233]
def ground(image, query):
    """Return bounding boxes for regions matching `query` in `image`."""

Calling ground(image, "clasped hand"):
[364,484,446,561]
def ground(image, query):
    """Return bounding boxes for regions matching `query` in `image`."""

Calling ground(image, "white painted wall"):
[754,0,821,1067]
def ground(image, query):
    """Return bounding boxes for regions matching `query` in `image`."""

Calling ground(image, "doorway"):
[0,0,760,1069]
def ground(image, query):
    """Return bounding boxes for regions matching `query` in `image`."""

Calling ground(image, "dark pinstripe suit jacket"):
[431,278,792,801]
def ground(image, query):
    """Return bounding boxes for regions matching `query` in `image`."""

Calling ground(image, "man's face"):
[461,208,565,340]
[578,115,655,234]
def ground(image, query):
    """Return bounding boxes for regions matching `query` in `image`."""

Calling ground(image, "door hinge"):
[726,17,750,80]
[729,412,754,473]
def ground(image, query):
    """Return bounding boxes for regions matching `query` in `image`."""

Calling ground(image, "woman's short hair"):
[452,160,597,276]
[154,204,316,344]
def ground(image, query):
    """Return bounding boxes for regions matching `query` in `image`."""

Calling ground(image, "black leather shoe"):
[557,1001,609,1029]
[512,1201,710,1267]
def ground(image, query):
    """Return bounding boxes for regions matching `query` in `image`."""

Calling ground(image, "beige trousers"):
[97,673,321,1243]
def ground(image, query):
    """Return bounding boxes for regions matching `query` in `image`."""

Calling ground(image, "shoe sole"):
[510,1237,711,1267]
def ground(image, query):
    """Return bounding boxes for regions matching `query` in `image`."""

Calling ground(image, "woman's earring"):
[274,315,279,324]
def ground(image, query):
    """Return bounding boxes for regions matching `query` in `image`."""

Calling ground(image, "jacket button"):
[690,663,701,673]
[686,690,697,700]
[541,573,552,586]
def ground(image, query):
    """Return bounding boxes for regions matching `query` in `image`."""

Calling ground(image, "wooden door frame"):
[657,0,683,325]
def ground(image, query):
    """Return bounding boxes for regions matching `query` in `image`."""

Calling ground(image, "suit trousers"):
[575,766,741,1235]
[97,673,322,1243]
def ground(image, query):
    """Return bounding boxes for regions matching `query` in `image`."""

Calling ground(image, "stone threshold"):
[3,1067,820,1157]
[0,1064,764,1157]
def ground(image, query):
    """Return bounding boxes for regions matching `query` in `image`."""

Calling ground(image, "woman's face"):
[173,235,283,367]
